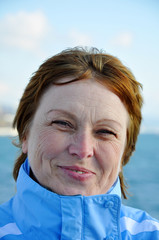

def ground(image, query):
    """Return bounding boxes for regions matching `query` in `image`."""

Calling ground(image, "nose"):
[68,131,94,159]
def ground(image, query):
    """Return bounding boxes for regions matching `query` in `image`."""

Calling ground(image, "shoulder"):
[0,198,23,239]
[120,204,159,239]
[0,198,14,226]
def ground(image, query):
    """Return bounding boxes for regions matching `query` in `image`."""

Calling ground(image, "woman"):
[0,47,159,239]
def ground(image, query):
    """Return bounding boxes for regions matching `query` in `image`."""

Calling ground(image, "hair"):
[13,47,143,199]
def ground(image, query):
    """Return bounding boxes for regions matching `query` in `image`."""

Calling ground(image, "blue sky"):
[0,0,159,132]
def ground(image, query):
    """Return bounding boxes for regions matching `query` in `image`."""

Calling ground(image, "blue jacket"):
[0,159,159,239]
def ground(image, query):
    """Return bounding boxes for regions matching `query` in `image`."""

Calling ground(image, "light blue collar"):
[13,158,121,238]
[23,157,121,198]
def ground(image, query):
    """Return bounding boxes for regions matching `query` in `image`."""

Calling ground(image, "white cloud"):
[0,11,93,53]
[0,82,25,108]
[69,29,92,46]
[0,83,9,94]
[0,11,49,51]
[111,32,133,47]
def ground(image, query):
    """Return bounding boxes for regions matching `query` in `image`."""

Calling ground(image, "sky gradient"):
[0,0,159,132]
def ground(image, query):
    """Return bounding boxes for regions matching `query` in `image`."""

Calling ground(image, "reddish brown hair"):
[13,47,143,198]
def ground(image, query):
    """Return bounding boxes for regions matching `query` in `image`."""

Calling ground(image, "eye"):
[51,120,73,129]
[96,129,116,137]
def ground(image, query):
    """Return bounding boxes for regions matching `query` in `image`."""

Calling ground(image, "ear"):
[22,136,28,154]
[119,156,124,173]
[119,163,122,173]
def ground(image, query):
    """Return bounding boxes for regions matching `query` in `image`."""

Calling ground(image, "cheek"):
[96,141,124,170]
[30,131,69,161]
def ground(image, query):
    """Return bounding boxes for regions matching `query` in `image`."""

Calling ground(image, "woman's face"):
[22,79,129,196]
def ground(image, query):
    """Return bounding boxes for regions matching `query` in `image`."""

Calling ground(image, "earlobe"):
[119,159,123,173]
[22,137,28,154]
[118,164,122,174]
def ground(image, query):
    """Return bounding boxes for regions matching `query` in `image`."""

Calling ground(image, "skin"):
[22,78,129,196]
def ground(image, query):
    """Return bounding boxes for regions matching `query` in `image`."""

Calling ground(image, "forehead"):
[36,79,129,124]
[39,80,113,108]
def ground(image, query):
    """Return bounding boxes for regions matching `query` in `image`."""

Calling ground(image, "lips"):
[59,165,95,174]
[58,165,95,181]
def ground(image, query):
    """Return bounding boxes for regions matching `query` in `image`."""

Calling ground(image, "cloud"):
[0,83,9,94]
[0,82,25,107]
[0,11,49,51]
[69,29,92,46]
[111,32,133,47]
[0,11,93,53]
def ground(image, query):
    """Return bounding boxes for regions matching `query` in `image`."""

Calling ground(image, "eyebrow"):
[46,109,77,120]
[96,119,122,129]
[46,109,123,128]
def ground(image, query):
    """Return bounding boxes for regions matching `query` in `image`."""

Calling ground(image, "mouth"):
[58,165,95,181]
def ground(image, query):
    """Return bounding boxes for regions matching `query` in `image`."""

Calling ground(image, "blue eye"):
[52,120,73,128]
[97,129,116,137]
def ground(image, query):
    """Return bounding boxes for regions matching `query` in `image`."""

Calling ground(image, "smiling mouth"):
[58,166,95,181]
[70,169,86,174]
[58,165,95,174]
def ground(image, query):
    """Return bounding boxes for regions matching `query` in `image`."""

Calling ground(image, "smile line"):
[58,166,95,174]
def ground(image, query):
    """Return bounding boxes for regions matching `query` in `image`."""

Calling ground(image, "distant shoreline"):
[0,127,17,136]
[0,127,159,137]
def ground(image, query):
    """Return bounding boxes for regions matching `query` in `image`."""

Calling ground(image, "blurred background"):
[0,0,159,218]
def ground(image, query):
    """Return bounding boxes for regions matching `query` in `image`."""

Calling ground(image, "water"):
[123,134,159,219]
[0,134,159,219]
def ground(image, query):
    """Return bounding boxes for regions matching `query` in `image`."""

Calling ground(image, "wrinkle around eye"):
[51,120,74,129]
[95,129,117,138]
